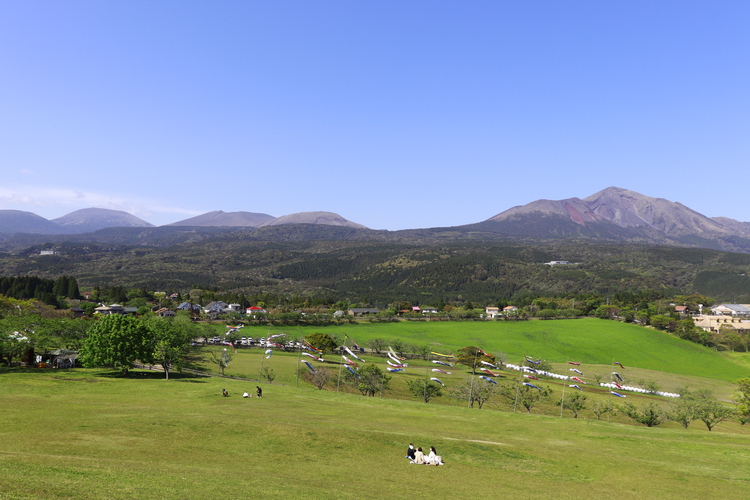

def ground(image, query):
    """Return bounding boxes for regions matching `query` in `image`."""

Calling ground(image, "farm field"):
[1,368,749,500]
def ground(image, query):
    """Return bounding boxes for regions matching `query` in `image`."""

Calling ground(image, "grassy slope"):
[242,318,749,382]
[1,369,749,500]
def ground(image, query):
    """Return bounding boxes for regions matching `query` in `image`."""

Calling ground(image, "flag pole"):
[560,358,567,418]
[468,347,480,408]
[295,329,303,389]
[513,356,523,413]
[608,358,614,423]
[336,335,348,392]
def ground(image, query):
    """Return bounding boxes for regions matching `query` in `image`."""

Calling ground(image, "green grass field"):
[2,319,749,499]
[1,368,749,500]
[219,318,749,379]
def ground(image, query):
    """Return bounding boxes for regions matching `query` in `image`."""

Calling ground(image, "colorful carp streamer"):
[432,360,452,367]
[431,352,454,358]
[611,391,626,397]
[524,382,542,390]
[524,375,539,380]
[432,368,451,375]
[567,361,581,366]
[342,355,358,368]
[302,352,324,362]
[264,349,273,359]
[613,372,624,382]
[387,352,403,363]
[221,341,237,352]
[344,334,361,350]
[387,368,405,373]
[613,382,623,389]
[480,368,498,377]
[304,341,322,352]
[525,367,538,373]
[570,368,583,375]
[430,377,445,386]
[267,334,285,341]
[388,347,406,360]
[346,365,360,379]
[569,384,582,391]
[480,376,497,384]
[344,347,364,362]
[526,358,540,365]
[614,362,625,368]
[301,360,317,373]
[480,360,499,369]
[477,348,490,356]
[571,376,586,384]
[387,360,406,368]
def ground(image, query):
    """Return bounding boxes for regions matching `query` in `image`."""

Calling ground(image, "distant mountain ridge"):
[53,208,154,233]
[169,210,275,227]
[472,186,750,252]
[2,188,750,254]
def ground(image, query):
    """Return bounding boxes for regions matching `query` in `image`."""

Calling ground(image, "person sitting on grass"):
[222,389,229,397]
[427,446,443,466]
[413,447,426,464]
[406,443,416,460]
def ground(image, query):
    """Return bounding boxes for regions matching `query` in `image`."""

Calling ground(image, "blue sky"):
[2,1,748,230]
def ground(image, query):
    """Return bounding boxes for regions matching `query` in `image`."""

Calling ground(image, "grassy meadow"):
[1,368,750,500]
[2,318,749,499]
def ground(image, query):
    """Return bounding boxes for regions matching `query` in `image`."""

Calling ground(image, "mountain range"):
[2,187,750,253]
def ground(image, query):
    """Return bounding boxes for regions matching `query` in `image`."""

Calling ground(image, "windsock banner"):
[432,368,451,375]
[430,377,445,386]
[264,349,273,359]
[301,360,317,373]
[431,352,454,358]
[480,376,498,384]
[344,347,364,362]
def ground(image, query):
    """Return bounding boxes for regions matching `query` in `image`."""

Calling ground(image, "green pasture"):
[1,368,749,500]
[224,318,750,382]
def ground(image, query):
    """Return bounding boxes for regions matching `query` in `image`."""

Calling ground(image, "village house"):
[485,306,500,318]
[710,304,750,317]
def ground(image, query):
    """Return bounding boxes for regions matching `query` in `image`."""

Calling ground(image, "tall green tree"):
[406,379,442,403]
[557,391,587,418]
[456,346,495,375]
[79,315,152,375]
[145,317,192,380]
[304,332,338,354]
[346,363,391,397]
[734,378,750,425]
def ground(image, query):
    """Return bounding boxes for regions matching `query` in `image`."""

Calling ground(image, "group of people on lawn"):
[406,444,443,465]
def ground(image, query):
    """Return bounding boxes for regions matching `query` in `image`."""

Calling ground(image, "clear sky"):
[1,1,748,230]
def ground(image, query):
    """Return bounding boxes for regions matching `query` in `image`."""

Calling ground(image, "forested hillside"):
[2,233,750,306]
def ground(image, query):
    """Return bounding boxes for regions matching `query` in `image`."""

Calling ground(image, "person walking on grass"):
[256,386,262,398]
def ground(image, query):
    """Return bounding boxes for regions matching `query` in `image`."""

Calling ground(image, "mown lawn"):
[1,368,749,500]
